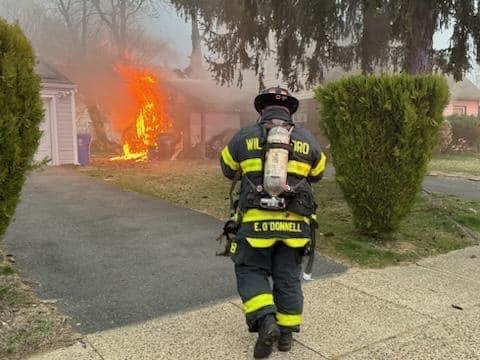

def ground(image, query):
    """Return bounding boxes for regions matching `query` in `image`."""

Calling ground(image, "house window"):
[453,106,467,116]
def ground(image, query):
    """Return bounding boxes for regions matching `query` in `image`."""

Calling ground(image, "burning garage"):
[104,63,257,162]
[108,63,173,161]
[166,78,257,160]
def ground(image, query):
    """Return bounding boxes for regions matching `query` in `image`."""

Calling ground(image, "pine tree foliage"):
[0,18,43,239]
[316,74,449,234]
[171,0,480,89]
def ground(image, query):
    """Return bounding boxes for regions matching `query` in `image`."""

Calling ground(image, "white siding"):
[40,85,77,165]
[56,96,75,164]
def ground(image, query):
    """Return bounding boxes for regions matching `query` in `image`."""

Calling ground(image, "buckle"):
[260,197,286,210]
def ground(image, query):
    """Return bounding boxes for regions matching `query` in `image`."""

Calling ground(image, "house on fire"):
[167,78,257,158]
[35,61,78,165]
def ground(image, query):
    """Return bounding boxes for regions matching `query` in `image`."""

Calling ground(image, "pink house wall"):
[443,100,480,116]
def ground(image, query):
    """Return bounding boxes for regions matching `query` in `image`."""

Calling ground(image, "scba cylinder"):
[263,126,290,197]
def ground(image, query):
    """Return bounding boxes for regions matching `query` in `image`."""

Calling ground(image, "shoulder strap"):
[229,171,242,212]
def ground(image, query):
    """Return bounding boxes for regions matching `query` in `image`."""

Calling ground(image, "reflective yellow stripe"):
[221,146,240,171]
[243,209,310,224]
[246,237,310,248]
[246,238,277,248]
[310,152,327,177]
[276,312,302,327]
[282,238,310,248]
[243,293,274,314]
[287,160,311,177]
[240,158,262,173]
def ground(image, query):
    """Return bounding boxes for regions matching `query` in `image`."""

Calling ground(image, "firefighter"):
[220,87,326,359]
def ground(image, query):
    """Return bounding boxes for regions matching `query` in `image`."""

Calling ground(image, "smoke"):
[1,0,259,157]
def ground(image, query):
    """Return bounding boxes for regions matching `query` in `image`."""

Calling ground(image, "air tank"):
[263,126,291,196]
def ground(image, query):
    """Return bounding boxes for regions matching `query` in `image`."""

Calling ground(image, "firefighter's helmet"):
[254,86,299,115]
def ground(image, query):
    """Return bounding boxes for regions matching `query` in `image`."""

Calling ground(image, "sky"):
[148,3,192,68]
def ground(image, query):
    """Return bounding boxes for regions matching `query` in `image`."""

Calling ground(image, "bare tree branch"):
[127,0,146,17]
[91,0,115,29]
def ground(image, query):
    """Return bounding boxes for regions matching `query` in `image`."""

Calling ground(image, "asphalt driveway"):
[3,168,346,334]
[423,176,480,200]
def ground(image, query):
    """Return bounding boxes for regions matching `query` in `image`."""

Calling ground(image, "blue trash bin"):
[77,133,92,166]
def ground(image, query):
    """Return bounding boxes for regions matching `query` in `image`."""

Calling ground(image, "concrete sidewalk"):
[30,245,480,360]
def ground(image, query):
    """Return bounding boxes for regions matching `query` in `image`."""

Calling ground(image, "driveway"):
[324,166,479,200]
[4,168,346,334]
[423,176,480,200]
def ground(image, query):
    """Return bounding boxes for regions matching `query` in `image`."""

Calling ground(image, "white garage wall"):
[40,85,78,165]
[36,97,56,163]
[56,95,75,164]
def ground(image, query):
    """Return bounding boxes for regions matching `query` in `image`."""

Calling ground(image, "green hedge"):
[0,19,43,239]
[316,74,449,235]
[446,115,480,150]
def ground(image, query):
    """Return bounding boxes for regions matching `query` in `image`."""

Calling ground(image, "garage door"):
[34,99,53,163]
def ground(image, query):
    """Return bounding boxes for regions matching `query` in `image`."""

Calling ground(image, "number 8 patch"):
[230,242,238,254]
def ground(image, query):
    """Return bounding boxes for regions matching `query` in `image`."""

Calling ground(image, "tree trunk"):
[361,1,376,74]
[360,0,389,74]
[200,112,206,158]
[87,104,112,150]
[81,0,88,58]
[58,0,78,53]
[118,0,128,58]
[403,1,438,74]
[185,12,205,78]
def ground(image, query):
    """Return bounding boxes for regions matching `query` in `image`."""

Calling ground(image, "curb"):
[428,171,480,182]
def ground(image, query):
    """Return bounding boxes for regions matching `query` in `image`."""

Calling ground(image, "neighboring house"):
[443,77,480,116]
[167,77,257,157]
[261,67,480,139]
[35,61,78,165]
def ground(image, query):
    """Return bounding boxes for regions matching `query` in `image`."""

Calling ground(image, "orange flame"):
[112,63,171,160]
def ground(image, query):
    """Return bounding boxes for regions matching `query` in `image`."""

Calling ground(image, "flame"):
[111,63,171,160]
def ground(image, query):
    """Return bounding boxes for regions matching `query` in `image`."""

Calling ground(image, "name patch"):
[254,221,302,233]
[293,140,309,155]
[246,137,262,151]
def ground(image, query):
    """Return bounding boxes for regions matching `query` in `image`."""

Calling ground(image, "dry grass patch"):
[429,153,480,177]
[0,251,77,359]
[84,158,231,219]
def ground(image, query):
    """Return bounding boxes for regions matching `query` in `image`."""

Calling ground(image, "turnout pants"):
[231,239,304,333]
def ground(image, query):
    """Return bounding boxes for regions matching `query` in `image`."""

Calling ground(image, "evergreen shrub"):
[0,19,43,239]
[447,115,480,151]
[315,74,449,235]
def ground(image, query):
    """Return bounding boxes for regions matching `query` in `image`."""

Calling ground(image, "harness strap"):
[229,171,242,211]
[263,142,292,152]
[289,178,307,192]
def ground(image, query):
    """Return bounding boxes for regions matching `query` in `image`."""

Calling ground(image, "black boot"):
[278,330,293,352]
[253,315,280,359]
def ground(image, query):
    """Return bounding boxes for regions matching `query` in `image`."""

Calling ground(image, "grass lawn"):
[316,179,479,267]
[0,250,76,359]
[84,158,480,268]
[429,153,480,177]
